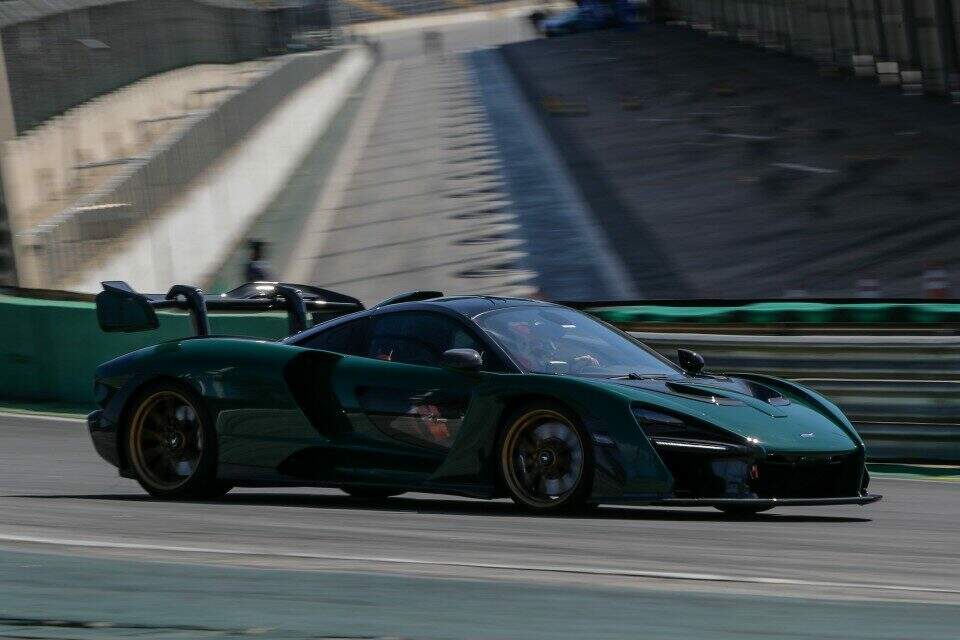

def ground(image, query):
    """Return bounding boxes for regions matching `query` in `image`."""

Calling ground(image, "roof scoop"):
[374,291,443,308]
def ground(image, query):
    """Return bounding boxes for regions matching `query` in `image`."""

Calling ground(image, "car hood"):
[591,374,858,453]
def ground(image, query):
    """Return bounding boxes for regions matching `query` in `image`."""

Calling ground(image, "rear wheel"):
[126,382,229,500]
[500,404,593,512]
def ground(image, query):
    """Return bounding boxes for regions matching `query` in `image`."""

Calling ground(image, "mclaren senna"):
[88,281,881,514]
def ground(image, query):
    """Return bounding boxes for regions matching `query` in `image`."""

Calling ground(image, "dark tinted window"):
[367,311,489,368]
[302,317,368,356]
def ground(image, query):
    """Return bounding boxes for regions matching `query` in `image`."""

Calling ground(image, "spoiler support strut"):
[166,285,211,336]
[96,281,364,337]
[275,284,308,335]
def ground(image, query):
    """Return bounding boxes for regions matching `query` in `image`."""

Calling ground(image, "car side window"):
[367,311,490,368]
[301,317,368,356]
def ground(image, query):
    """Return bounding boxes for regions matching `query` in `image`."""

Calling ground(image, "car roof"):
[417,295,553,318]
[285,295,559,345]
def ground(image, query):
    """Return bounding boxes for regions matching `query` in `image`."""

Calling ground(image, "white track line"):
[0,532,956,596]
[0,412,84,423]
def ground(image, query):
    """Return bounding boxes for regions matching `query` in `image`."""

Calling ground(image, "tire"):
[716,505,773,517]
[499,403,593,512]
[342,487,405,500]
[125,381,230,500]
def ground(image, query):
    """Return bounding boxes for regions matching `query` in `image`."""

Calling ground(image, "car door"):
[333,310,498,485]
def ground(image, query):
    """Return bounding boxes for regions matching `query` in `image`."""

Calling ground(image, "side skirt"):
[595,494,882,507]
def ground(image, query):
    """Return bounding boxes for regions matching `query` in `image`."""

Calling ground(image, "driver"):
[509,318,600,373]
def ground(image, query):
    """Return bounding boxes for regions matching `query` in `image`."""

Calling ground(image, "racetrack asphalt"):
[1,414,958,638]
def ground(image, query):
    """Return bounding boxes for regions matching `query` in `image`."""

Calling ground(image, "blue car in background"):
[532,0,638,36]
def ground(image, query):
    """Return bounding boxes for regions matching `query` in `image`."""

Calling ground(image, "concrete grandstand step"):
[440,128,491,139]
[288,47,536,304]
[499,26,960,297]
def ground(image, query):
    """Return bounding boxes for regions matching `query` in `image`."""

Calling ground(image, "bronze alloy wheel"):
[501,408,589,510]
[128,390,205,493]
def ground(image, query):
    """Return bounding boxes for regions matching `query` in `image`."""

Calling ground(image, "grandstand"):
[332,0,517,25]
[661,0,960,97]
[502,25,960,298]
[0,0,301,286]
[0,0,528,290]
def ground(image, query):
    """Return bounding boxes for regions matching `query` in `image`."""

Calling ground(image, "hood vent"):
[665,382,745,406]
[668,380,791,407]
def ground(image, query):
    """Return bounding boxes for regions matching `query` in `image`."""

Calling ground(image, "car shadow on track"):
[10,492,872,523]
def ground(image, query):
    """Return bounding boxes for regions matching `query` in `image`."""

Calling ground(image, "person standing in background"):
[245,240,274,282]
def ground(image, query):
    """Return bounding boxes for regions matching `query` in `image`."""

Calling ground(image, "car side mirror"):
[677,349,704,375]
[441,348,482,372]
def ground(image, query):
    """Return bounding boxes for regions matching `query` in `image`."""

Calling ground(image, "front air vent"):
[633,406,751,498]
[632,406,743,445]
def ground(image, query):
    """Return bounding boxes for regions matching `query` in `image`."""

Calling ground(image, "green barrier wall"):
[580,301,960,325]
[0,295,287,406]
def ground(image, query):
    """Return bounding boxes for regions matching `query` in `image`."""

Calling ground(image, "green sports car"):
[88,281,881,514]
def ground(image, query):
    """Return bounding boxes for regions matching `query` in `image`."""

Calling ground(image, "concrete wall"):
[0,0,297,288]
[65,47,371,293]
[1,60,274,234]
[14,46,371,291]
[1,0,272,135]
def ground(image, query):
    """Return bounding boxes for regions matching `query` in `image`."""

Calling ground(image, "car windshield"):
[475,306,679,377]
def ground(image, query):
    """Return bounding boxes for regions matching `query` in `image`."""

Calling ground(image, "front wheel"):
[499,404,593,512]
[126,382,229,500]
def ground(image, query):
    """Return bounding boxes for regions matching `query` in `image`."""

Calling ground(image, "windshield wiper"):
[608,372,671,380]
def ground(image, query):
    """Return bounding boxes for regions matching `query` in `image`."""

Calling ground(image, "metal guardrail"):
[573,299,960,328]
[16,49,346,289]
[634,331,960,463]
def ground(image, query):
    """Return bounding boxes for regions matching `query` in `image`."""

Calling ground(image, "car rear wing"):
[95,281,364,337]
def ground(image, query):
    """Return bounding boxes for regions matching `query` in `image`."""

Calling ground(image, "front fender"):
[430,374,673,500]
